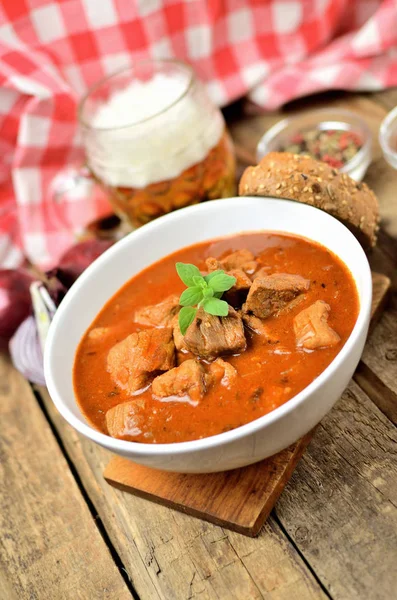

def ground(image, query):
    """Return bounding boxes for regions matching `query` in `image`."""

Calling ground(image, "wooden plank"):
[104,432,313,537]
[276,380,397,600]
[37,388,326,600]
[0,355,132,600]
[355,309,397,425]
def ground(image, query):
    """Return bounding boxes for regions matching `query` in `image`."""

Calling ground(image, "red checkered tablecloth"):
[1,0,397,269]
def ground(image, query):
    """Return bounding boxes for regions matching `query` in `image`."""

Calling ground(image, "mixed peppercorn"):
[279,128,363,169]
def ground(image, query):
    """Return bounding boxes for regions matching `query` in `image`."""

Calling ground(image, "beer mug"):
[78,59,236,228]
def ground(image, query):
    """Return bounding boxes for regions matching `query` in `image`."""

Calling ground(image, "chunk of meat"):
[206,358,237,389]
[205,257,252,308]
[294,300,340,350]
[228,269,252,291]
[224,268,252,308]
[205,257,222,272]
[206,250,258,277]
[221,249,257,273]
[107,328,175,394]
[134,294,180,327]
[242,313,267,335]
[242,313,281,344]
[152,359,206,404]
[106,398,145,440]
[252,266,271,280]
[244,273,310,319]
[172,314,188,352]
[184,306,246,359]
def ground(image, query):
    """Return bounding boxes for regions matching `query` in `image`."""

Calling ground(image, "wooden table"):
[1,90,397,600]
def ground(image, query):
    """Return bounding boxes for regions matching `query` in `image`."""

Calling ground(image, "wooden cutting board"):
[104,271,390,537]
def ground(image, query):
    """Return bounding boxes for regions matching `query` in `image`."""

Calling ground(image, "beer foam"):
[86,73,224,188]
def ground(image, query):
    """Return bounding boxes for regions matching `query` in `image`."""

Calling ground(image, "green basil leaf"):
[176,263,203,287]
[179,306,197,335]
[204,270,223,283]
[202,297,229,317]
[179,286,203,307]
[203,287,214,299]
[192,275,205,287]
[207,272,236,293]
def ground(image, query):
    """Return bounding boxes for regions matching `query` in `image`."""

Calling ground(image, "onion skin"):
[0,269,34,350]
[9,316,45,385]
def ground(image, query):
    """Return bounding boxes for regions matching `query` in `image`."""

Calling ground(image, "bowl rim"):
[256,107,372,176]
[44,197,372,456]
[379,105,397,158]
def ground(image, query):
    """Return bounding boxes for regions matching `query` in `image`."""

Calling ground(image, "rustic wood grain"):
[104,432,313,537]
[276,380,397,600]
[369,272,391,329]
[0,355,132,600]
[37,387,326,600]
[355,309,397,425]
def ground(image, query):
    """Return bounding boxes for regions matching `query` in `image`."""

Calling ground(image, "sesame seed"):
[244,184,249,192]
[315,195,321,200]
[259,184,265,190]
[309,196,314,203]
[276,183,281,189]
[341,200,347,205]
[293,186,299,192]
[303,186,308,192]
[317,177,322,182]
[275,190,281,195]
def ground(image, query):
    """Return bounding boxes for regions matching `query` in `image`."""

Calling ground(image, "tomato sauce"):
[73,232,359,443]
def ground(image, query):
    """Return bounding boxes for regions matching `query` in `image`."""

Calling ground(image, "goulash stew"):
[74,232,359,443]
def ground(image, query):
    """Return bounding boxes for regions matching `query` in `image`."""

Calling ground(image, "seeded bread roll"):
[239,152,379,248]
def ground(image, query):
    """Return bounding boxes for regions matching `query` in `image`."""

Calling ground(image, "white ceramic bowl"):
[44,198,372,473]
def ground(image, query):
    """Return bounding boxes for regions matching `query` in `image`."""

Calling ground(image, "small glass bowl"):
[256,108,372,182]
[379,105,397,169]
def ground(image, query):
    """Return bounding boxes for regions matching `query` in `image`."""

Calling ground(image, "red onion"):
[0,269,34,350]
[9,316,45,385]
[57,239,113,287]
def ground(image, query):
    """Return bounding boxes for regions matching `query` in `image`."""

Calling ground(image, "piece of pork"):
[134,294,180,327]
[172,314,189,352]
[244,273,310,319]
[107,328,175,394]
[242,313,281,344]
[205,258,252,307]
[184,306,246,359]
[206,358,237,388]
[220,249,257,275]
[294,300,340,350]
[152,359,206,404]
[106,398,145,440]
[252,266,271,280]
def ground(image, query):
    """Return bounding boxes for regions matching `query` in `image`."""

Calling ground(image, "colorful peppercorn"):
[279,128,363,168]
